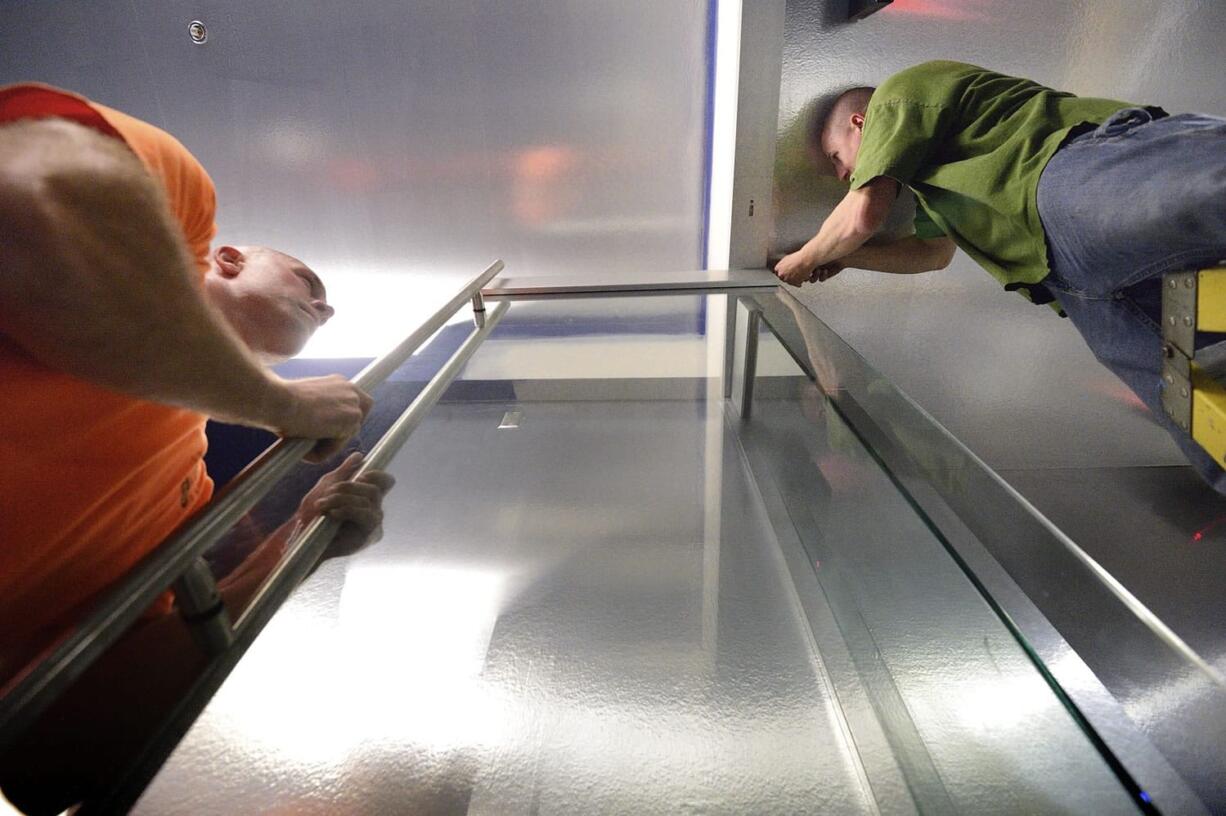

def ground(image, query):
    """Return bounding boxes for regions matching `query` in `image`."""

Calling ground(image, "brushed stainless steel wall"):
[771,0,1226,471]
[0,0,709,356]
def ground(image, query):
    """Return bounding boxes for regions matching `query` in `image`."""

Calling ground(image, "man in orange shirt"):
[0,84,375,664]
[0,85,398,812]
[1,242,394,816]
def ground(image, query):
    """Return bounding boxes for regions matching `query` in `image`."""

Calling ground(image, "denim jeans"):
[1036,107,1226,490]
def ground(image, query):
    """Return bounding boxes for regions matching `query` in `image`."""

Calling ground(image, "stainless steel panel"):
[768,0,1226,471]
[734,391,1129,815]
[133,295,1139,814]
[793,275,1189,470]
[0,0,710,357]
[998,466,1226,674]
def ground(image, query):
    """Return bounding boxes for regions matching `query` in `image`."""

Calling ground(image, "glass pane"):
[133,294,1139,814]
[745,313,1136,812]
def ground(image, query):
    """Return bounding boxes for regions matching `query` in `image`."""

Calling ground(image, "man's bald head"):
[204,244,334,363]
[823,87,875,139]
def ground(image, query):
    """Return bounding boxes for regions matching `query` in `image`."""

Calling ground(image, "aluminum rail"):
[0,260,505,745]
[87,300,510,815]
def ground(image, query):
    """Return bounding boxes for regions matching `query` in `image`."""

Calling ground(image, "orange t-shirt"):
[0,84,218,655]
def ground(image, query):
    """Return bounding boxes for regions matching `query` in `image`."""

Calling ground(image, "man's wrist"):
[252,374,296,433]
[800,241,828,270]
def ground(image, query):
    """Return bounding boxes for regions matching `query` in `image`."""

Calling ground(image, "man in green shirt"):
[775,61,1226,490]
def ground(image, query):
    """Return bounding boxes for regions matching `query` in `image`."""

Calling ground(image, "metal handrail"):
[0,260,505,744]
[89,299,511,815]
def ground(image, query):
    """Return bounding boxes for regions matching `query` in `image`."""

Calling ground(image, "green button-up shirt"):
[849,60,1134,294]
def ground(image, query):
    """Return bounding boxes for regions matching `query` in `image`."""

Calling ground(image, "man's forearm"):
[794,195,876,268]
[0,119,293,429]
[775,178,901,286]
[839,236,955,275]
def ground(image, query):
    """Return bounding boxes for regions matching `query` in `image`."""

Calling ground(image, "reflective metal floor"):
[135,296,1139,814]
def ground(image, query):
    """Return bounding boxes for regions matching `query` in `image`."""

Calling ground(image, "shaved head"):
[204,244,333,362]
[236,244,304,268]
[808,85,876,181]
[822,87,875,140]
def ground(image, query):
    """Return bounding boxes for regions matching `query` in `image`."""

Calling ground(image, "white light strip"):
[297,269,472,359]
[705,0,743,271]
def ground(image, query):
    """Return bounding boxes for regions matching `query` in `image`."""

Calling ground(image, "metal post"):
[724,293,738,399]
[1161,271,1197,434]
[472,291,486,327]
[730,299,760,419]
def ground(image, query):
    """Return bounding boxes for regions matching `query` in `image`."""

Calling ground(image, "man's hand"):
[268,376,374,462]
[298,452,396,558]
[775,253,843,287]
[774,249,818,287]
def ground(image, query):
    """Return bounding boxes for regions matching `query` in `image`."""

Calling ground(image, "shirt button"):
[180,478,192,508]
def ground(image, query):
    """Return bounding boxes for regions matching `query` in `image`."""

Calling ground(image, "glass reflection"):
[0,444,396,815]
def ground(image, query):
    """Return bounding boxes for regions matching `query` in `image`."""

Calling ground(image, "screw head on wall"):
[188,20,208,44]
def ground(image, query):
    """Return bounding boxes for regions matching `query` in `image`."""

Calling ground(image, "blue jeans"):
[1036,107,1226,490]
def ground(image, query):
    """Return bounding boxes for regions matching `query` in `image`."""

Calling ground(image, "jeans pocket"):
[1094,107,1157,138]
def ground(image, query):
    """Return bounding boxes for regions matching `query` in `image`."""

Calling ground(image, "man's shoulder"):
[89,102,217,264]
[0,84,213,200]
[90,103,211,187]
[77,99,216,272]
[885,60,989,83]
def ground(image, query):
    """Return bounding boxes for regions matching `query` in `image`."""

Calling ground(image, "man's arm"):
[774,176,899,286]
[0,454,396,814]
[0,119,368,455]
[827,235,956,276]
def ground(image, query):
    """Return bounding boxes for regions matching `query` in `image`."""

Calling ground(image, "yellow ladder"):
[1161,267,1226,465]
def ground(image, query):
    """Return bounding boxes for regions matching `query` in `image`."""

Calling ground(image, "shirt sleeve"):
[912,202,946,239]
[89,102,218,279]
[0,84,125,141]
[179,159,218,278]
[849,100,948,190]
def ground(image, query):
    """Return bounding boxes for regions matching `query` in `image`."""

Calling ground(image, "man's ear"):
[851,112,865,132]
[213,245,245,278]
